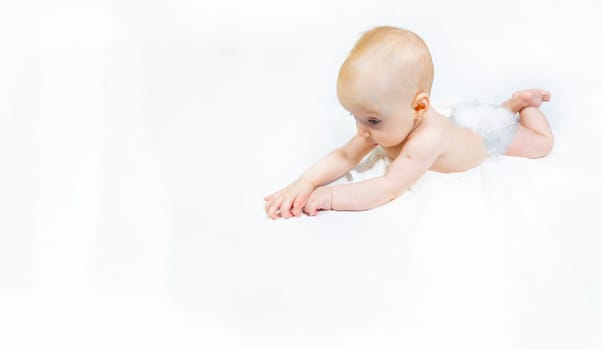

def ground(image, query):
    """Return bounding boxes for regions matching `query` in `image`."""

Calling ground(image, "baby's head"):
[337,26,434,147]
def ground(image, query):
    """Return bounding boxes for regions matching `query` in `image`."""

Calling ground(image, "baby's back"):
[428,109,489,173]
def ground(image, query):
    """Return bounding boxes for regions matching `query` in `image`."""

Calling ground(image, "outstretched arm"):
[264,135,375,219]
[334,152,434,210]
[300,134,376,187]
[303,129,443,214]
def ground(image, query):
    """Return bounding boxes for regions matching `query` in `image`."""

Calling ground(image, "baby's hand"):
[264,178,315,220]
[303,186,333,216]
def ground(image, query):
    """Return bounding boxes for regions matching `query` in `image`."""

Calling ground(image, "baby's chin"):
[374,140,395,147]
[378,140,405,149]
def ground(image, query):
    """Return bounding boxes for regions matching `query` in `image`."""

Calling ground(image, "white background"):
[1,0,601,349]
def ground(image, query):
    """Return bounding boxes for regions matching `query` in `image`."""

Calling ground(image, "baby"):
[264,26,553,220]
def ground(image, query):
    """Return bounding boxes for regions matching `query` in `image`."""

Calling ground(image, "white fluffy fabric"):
[450,102,519,156]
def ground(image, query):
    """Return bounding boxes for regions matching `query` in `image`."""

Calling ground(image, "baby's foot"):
[512,89,551,109]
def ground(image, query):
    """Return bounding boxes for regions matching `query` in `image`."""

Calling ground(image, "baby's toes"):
[541,90,551,101]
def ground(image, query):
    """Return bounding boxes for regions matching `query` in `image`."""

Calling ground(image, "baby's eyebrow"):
[350,112,380,119]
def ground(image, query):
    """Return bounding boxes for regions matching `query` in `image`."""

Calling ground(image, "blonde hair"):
[341,26,434,97]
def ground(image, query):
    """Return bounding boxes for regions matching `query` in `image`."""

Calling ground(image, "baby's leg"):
[501,89,554,158]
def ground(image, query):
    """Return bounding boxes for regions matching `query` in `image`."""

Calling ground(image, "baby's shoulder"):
[404,113,448,155]
[412,112,448,140]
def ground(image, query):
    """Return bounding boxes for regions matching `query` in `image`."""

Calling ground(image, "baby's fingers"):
[266,194,284,220]
[280,195,295,219]
[303,200,317,216]
[264,197,275,214]
[292,193,309,217]
[264,191,279,202]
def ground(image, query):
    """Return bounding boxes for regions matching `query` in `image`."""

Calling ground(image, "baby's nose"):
[357,128,370,138]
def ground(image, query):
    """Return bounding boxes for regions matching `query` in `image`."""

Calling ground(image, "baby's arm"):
[303,128,443,214]
[264,135,375,219]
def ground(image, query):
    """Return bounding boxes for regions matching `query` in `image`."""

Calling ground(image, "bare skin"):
[421,89,553,173]
[264,27,554,219]
[502,89,554,158]
[264,89,553,220]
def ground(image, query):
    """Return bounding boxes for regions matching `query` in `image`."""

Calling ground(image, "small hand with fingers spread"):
[264,178,315,220]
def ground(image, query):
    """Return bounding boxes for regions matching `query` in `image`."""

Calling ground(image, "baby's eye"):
[368,118,381,125]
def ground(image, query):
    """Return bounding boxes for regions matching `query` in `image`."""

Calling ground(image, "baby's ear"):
[413,92,430,112]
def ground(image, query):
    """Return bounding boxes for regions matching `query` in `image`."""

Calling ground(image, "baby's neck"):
[383,108,439,160]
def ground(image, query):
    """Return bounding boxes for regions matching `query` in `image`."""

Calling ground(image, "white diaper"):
[450,102,519,156]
